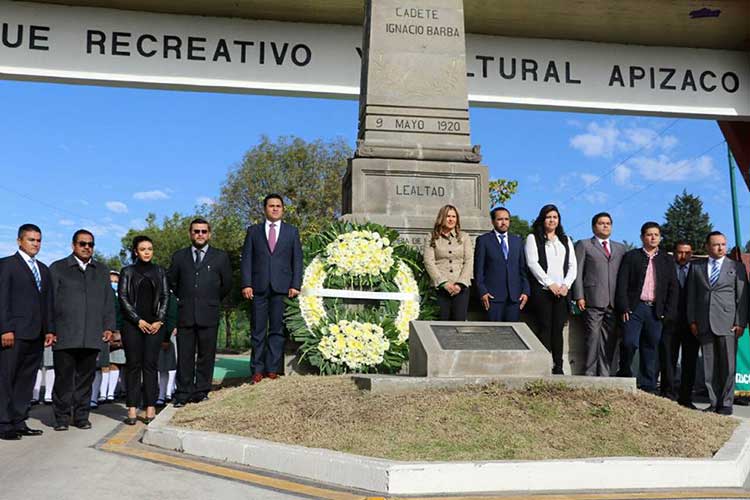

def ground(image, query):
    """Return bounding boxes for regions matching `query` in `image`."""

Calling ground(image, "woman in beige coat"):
[423,204,473,320]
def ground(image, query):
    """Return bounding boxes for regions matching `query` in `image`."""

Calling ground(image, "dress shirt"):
[494,230,508,254]
[193,245,209,264]
[265,219,281,240]
[639,248,658,302]
[708,256,726,280]
[74,255,90,272]
[524,234,577,289]
[18,249,40,277]
[675,261,691,289]
[597,238,611,255]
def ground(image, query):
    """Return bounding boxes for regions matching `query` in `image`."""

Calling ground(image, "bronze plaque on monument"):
[431,325,529,351]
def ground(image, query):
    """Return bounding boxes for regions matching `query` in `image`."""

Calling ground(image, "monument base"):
[342,157,490,246]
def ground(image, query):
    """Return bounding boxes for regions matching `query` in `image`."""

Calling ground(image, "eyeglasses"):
[192,229,209,235]
[76,241,95,248]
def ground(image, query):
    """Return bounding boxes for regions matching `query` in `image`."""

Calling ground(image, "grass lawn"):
[171,376,738,461]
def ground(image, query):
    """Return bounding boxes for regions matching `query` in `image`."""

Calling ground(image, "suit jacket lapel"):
[715,259,732,288]
[591,237,609,260]
[15,252,40,293]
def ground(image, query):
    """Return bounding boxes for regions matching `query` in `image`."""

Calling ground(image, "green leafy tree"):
[212,135,352,240]
[94,251,124,272]
[120,213,190,268]
[661,190,713,252]
[509,215,532,239]
[488,178,518,208]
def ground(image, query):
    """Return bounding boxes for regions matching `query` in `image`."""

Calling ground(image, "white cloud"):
[579,173,599,186]
[58,219,75,226]
[105,201,128,214]
[570,120,679,159]
[628,154,716,182]
[582,191,608,204]
[133,190,169,201]
[196,196,215,206]
[613,165,632,186]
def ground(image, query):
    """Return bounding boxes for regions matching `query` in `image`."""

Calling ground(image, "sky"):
[0,79,746,264]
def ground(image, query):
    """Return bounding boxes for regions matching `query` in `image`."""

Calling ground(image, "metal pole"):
[728,144,743,252]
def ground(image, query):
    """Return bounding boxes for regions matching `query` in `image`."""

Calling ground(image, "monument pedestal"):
[342,157,489,245]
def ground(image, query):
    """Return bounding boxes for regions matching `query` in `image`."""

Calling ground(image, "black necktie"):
[195,249,203,266]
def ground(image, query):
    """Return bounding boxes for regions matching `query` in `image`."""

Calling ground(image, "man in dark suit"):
[573,212,626,376]
[615,221,678,393]
[473,207,529,321]
[659,241,698,406]
[168,218,232,407]
[687,231,748,415]
[241,194,303,384]
[49,229,115,430]
[0,224,56,440]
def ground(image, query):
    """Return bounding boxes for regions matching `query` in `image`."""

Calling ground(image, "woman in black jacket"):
[118,235,169,425]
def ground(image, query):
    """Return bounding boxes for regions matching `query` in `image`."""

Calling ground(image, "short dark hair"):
[72,229,94,244]
[490,206,511,219]
[705,231,725,244]
[263,193,284,207]
[591,212,612,228]
[17,223,41,239]
[189,218,211,231]
[674,240,692,251]
[640,221,661,236]
[130,235,153,261]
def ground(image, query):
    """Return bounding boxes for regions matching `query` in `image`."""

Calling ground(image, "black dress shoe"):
[142,416,154,425]
[678,401,698,410]
[74,420,92,430]
[703,406,717,413]
[17,427,43,436]
[173,401,187,408]
[190,394,209,403]
[54,424,69,432]
[0,430,21,440]
[717,407,734,416]
[123,417,137,426]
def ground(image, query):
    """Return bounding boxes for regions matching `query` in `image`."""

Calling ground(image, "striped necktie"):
[709,260,721,287]
[28,258,42,291]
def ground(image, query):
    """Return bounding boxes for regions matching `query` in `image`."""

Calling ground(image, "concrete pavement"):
[0,403,304,500]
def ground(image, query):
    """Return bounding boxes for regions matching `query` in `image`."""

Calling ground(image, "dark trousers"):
[52,348,99,425]
[0,336,43,432]
[437,287,469,321]
[174,325,218,403]
[677,325,700,404]
[487,300,521,322]
[532,289,567,371]
[618,302,662,391]
[658,324,680,399]
[251,291,287,375]
[701,334,736,411]
[582,306,618,376]
[121,322,162,407]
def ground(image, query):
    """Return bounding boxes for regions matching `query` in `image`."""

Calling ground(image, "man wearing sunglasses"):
[168,218,232,407]
[48,230,115,431]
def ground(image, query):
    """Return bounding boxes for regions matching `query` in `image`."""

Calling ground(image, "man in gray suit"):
[573,212,626,376]
[687,231,748,415]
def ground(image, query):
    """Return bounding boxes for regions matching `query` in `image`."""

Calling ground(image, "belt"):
[641,300,655,307]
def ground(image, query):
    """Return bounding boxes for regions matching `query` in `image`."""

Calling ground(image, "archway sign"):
[2,0,750,236]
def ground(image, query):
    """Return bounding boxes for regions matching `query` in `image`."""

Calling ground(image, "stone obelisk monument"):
[343,0,489,244]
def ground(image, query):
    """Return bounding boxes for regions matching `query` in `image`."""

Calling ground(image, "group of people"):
[0,194,745,441]
[424,204,747,415]
[0,193,300,440]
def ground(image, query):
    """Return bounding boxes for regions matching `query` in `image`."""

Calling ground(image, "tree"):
[120,213,191,268]
[212,135,352,240]
[94,251,124,272]
[661,190,713,252]
[509,215,532,239]
[488,178,518,208]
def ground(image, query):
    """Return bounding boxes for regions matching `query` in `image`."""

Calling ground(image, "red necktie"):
[602,240,611,258]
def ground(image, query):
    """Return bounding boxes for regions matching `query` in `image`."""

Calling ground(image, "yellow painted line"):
[100,424,369,500]
[100,424,750,500]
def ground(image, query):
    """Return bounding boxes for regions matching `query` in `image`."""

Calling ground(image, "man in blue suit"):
[241,194,303,384]
[0,224,56,440]
[474,207,530,321]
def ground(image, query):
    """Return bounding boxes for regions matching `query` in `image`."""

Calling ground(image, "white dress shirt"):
[18,249,40,277]
[524,234,577,289]
[74,255,90,271]
[193,245,209,263]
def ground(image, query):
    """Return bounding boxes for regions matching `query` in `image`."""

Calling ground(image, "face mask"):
[111,282,118,293]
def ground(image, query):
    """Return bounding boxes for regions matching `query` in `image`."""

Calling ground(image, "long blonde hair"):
[430,204,462,247]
